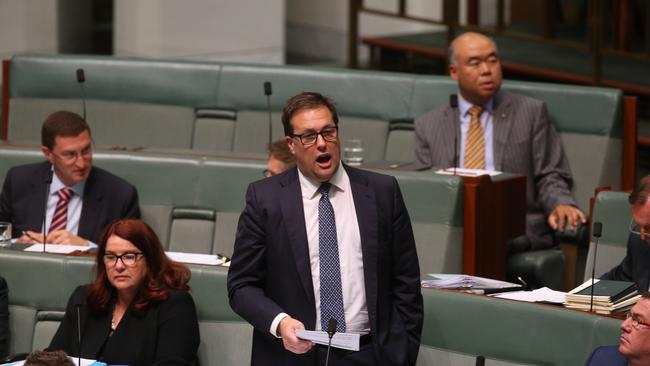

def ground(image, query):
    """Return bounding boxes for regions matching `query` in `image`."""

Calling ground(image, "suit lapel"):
[345,166,378,316]
[78,168,100,241]
[279,169,316,310]
[28,163,51,232]
[82,309,111,357]
[492,91,514,170]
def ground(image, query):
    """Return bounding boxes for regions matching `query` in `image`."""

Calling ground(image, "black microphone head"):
[449,94,458,108]
[326,318,337,337]
[593,222,602,238]
[76,69,85,83]
[475,356,485,366]
[264,81,272,96]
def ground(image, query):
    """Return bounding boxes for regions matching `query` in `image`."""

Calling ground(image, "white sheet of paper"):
[24,244,89,254]
[295,329,361,351]
[491,286,567,303]
[435,168,502,177]
[166,251,223,266]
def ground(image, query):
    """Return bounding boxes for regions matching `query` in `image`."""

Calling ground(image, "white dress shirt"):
[270,164,370,337]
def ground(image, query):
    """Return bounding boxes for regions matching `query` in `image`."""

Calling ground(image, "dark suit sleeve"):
[414,115,433,167]
[600,234,636,282]
[389,178,423,365]
[530,103,576,214]
[0,168,15,224]
[151,291,200,366]
[227,183,285,333]
[121,185,141,219]
[49,286,86,355]
[0,277,8,359]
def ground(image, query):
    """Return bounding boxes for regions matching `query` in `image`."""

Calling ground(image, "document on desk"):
[435,168,502,177]
[166,251,223,266]
[295,329,360,351]
[24,244,90,254]
[491,287,567,304]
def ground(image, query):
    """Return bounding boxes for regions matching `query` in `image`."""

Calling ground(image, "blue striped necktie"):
[318,183,346,333]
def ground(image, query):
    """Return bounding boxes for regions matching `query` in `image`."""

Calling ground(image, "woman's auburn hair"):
[87,219,191,314]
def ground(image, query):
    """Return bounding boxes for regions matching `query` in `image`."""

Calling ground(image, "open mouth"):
[316,154,331,164]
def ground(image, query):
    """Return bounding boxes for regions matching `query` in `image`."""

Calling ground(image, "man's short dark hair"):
[629,175,650,205]
[41,111,91,150]
[281,92,339,136]
[267,139,295,166]
[24,350,74,366]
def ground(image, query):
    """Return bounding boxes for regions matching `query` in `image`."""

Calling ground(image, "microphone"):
[449,94,459,175]
[76,69,86,121]
[589,221,603,312]
[75,301,82,366]
[476,355,485,366]
[325,318,337,366]
[263,81,273,147]
[42,169,53,253]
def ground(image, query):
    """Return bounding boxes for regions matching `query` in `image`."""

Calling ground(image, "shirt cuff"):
[87,241,97,249]
[270,312,289,338]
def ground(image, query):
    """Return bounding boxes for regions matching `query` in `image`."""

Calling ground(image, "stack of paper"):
[295,329,360,351]
[166,251,224,266]
[421,274,522,294]
[564,279,640,314]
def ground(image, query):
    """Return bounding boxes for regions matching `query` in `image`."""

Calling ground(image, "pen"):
[21,230,40,243]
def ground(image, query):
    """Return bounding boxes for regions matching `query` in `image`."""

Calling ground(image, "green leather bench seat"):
[5,54,625,198]
[419,288,621,366]
[0,249,252,365]
[0,250,622,366]
[0,144,464,275]
[584,191,631,279]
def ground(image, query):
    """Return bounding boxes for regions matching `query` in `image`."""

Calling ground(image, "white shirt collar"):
[297,162,349,200]
[457,93,494,117]
[51,168,85,197]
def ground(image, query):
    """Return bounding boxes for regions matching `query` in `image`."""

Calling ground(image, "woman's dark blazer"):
[49,285,200,366]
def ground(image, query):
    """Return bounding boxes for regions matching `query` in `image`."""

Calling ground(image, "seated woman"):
[49,219,200,365]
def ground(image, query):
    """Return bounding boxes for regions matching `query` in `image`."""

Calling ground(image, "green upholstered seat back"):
[419,288,621,366]
[0,250,251,366]
[585,191,631,279]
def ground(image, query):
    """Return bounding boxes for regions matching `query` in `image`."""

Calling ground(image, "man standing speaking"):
[228,92,423,365]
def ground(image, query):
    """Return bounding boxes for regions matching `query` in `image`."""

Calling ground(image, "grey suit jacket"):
[415,90,576,249]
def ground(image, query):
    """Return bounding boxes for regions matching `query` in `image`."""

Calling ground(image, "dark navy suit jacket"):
[601,234,650,291]
[0,161,140,243]
[584,345,627,366]
[227,165,423,365]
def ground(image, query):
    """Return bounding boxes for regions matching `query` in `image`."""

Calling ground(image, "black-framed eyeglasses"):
[103,252,144,267]
[626,310,650,330]
[290,126,338,146]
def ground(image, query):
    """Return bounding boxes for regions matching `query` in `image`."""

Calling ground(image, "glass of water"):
[0,222,12,247]
[343,139,364,166]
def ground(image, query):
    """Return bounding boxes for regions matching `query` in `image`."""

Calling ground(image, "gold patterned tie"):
[464,105,485,169]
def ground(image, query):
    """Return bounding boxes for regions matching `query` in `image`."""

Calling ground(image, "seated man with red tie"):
[414,32,584,253]
[0,111,140,246]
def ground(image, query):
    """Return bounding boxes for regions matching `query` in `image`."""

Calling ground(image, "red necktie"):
[49,188,73,233]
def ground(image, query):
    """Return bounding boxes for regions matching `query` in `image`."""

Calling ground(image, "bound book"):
[564,279,639,314]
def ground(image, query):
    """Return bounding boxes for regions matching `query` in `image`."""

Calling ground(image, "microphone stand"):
[76,303,82,366]
[264,81,273,147]
[450,94,459,175]
[42,169,53,253]
[76,68,86,121]
[325,318,337,366]
[590,222,603,312]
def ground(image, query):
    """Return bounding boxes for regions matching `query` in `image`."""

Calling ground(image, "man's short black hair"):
[41,111,91,149]
[281,92,339,136]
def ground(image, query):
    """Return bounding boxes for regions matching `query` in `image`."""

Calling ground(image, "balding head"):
[448,32,502,105]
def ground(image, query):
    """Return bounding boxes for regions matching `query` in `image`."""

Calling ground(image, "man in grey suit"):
[414,32,585,251]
